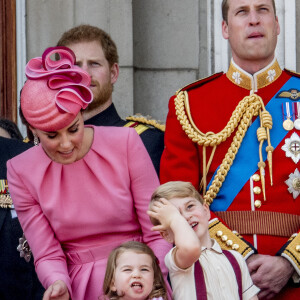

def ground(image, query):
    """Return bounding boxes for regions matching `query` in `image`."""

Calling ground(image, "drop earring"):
[33,134,39,146]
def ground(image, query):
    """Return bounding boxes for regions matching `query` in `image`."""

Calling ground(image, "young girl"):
[103,241,167,300]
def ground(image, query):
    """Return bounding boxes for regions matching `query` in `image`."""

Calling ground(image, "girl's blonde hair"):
[103,241,167,300]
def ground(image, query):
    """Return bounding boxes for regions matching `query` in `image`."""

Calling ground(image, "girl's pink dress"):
[7,126,171,300]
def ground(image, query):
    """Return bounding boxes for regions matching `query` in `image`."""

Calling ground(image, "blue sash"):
[210,76,300,211]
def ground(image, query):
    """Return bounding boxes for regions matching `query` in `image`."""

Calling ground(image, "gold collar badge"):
[227,59,282,90]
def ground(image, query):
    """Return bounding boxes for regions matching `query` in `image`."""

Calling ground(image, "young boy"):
[147,181,259,300]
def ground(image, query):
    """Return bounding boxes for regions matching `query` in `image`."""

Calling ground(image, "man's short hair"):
[149,181,204,225]
[222,0,276,23]
[57,24,119,67]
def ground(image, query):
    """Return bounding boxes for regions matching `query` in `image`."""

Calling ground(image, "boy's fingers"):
[151,225,165,231]
[159,198,168,204]
[153,201,163,208]
[147,210,157,217]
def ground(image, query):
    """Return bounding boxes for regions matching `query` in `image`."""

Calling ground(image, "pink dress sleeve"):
[126,129,172,282]
[7,159,72,296]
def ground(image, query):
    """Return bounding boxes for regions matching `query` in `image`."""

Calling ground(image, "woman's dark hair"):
[0,118,23,140]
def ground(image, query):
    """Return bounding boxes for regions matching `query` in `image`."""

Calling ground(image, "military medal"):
[285,168,300,199]
[283,119,294,131]
[281,132,300,164]
[0,179,12,208]
[282,102,294,130]
[293,102,300,130]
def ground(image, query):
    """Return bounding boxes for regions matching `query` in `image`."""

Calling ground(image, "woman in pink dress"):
[7,47,171,300]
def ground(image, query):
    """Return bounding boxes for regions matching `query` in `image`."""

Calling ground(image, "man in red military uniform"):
[160,0,300,299]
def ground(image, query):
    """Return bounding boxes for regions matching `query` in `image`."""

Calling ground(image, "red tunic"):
[161,59,300,298]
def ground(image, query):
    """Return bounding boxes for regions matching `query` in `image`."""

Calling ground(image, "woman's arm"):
[126,129,172,275]
[7,159,72,295]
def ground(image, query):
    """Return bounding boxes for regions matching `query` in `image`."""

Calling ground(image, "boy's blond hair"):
[149,181,204,225]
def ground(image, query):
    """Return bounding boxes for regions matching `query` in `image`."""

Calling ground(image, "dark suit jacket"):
[0,137,44,299]
[84,104,165,175]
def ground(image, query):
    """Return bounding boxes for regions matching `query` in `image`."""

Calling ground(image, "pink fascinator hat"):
[21,46,93,131]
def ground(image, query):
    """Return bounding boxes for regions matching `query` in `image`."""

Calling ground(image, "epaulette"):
[279,233,300,273]
[209,218,255,259]
[125,114,165,134]
[0,179,12,208]
[285,68,300,79]
[175,72,224,95]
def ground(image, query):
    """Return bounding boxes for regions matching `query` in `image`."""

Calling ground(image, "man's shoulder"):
[0,137,32,179]
[176,72,224,94]
[0,137,31,160]
[124,114,165,134]
[123,115,164,174]
[284,68,300,79]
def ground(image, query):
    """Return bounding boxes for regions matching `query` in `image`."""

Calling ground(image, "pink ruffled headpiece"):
[21,46,93,131]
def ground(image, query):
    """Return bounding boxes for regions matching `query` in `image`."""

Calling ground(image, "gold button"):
[252,174,260,181]
[216,231,223,237]
[253,186,261,194]
[232,244,240,250]
[221,235,228,242]
[254,200,262,208]
[226,240,233,246]
[296,245,300,252]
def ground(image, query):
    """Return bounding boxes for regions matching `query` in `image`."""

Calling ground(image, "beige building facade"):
[17,0,300,131]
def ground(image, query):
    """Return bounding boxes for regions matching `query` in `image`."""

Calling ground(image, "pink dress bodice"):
[7,126,171,300]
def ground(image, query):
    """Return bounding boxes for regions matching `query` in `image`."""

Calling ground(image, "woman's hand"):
[43,280,70,300]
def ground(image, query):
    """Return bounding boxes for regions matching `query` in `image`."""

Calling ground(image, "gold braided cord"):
[177,91,260,147]
[202,146,207,196]
[126,114,165,132]
[200,146,217,197]
[174,91,273,206]
[261,110,274,185]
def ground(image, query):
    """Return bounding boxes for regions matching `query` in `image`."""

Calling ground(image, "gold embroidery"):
[209,219,253,257]
[227,59,282,90]
[126,114,165,132]
[124,121,149,135]
[0,179,12,208]
[0,194,13,208]
[282,233,300,271]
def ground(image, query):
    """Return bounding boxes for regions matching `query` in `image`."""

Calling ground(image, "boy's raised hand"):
[148,197,202,269]
[147,198,182,232]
